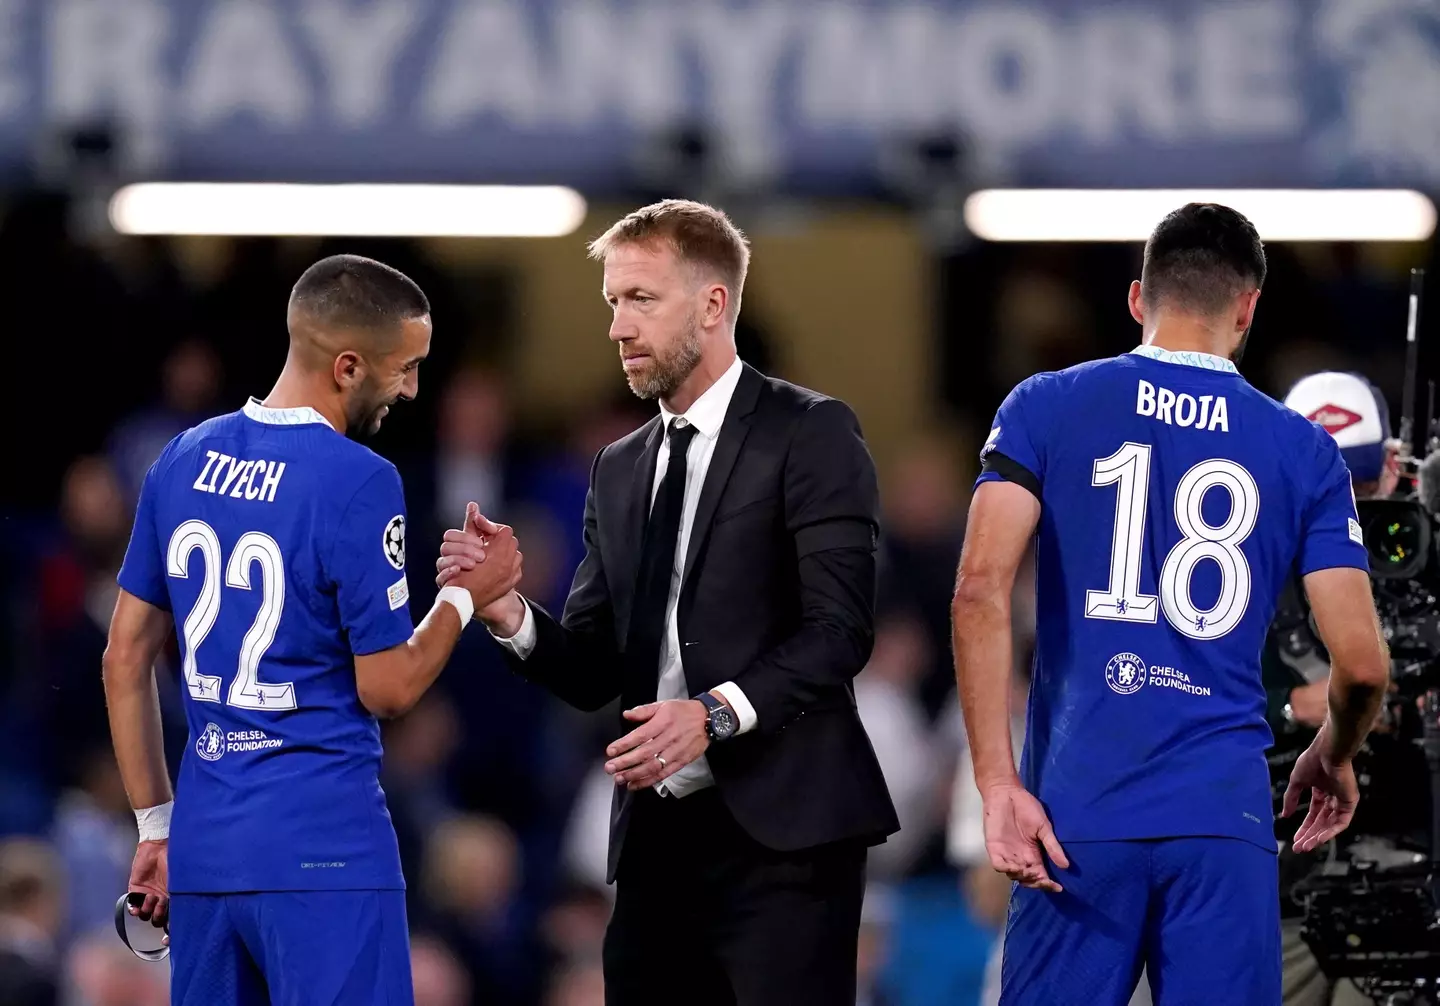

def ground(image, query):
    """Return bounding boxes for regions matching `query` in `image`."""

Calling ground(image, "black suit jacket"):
[501,364,899,881]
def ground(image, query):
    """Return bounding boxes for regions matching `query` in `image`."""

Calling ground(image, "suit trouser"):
[602,787,867,1006]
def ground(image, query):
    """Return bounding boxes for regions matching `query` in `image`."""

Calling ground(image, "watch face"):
[712,708,737,739]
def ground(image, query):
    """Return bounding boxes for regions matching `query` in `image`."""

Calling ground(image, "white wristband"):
[135,801,173,843]
[437,585,474,628]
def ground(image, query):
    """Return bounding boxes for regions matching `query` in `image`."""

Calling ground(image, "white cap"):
[1283,371,1389,481]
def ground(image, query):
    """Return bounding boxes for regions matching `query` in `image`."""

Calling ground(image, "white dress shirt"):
[493,356,758,797]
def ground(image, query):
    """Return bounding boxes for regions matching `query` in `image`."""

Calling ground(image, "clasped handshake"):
[431,502,714,792]
[434,501,528,637]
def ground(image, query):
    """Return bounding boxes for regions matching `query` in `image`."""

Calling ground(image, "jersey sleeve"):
[328,465,415,656]
[1297,430,1369,576]
[117,453,172,611]
[976,374,1048,499]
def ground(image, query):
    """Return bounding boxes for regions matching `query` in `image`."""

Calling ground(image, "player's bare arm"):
[1283,566,1391,852]
[1304,567,1391,761]
[953,479,1069,893]
[355,502,523,718]
[103,588,177,931]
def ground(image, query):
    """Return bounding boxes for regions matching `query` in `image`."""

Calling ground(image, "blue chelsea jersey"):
[979,346,1368,851]
[118,399,414,892]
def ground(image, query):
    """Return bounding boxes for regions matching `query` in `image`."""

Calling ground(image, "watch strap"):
[696,691,731,740]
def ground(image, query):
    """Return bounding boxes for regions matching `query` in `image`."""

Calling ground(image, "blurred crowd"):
[0,202,1422,1005]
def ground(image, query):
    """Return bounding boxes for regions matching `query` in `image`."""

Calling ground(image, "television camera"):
[1289,269,1440,1005]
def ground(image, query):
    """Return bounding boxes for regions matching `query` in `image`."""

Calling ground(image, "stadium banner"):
[0,0,1435,193]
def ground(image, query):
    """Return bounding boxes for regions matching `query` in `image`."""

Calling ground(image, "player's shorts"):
[999,837,1280,1006]
[169,891,413,1006]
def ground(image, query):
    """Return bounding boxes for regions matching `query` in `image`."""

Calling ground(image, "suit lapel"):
[680,365,764,599]
[618,417,664,632]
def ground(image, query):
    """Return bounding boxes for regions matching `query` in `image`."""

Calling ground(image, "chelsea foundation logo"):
[1105,653,1147,695]
[196,722,225,762]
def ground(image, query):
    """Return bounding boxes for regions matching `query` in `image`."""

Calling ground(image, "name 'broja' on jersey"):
[978,346,1368,850]
[118,399,415,892]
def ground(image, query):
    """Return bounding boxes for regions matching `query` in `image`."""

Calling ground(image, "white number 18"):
[1084,442,1259,640]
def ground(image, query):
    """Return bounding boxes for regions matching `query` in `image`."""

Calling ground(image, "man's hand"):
[127,839,169,944]
[1282,736,1360,853]
[1288,680,1329,728]
[436,504,525,626]
[981,781,1069,893]
[604,699,710,791]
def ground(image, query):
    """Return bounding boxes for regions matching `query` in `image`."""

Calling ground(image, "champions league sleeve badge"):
[383,515,406,570]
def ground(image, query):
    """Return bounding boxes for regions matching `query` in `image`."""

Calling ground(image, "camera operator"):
[1267,371,1401,1006]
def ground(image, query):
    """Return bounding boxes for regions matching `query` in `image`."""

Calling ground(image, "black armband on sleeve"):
[981,450,1041,501]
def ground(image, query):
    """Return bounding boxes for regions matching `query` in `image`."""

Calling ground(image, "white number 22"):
[165,520,296,710]
[1085,442,1259,640]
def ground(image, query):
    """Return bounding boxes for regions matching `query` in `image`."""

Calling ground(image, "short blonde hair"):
[588,199,750,320]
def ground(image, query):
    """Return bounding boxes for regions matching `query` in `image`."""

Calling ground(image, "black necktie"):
[627,418,699,703]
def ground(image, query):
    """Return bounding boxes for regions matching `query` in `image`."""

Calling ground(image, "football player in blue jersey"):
[102,255,523,1006]
[952,204,1391,1005]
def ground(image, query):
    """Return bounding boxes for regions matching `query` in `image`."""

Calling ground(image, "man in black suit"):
[437,199,898,1005]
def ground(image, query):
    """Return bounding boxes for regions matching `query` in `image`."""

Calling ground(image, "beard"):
[345,381,393,439]
[358,406,388,437]
[1229,327,1252,366]
[624,314,703,401]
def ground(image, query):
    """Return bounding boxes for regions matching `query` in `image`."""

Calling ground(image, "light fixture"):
[108,183,588,238]
[962,189,1438,242]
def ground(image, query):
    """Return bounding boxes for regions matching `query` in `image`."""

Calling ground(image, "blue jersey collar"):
[243,397,335,430]
[1130,344,1238,374]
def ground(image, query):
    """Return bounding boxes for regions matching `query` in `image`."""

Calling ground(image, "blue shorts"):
[169,891,413,1006]
[1000,838,1280,1006]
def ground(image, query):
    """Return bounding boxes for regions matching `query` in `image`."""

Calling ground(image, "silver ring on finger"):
[655,754,667,770]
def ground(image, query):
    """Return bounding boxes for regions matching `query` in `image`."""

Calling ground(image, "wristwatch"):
[697,692,738,742]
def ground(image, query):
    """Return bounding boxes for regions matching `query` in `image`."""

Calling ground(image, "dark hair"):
[1141,203,1266,317]
[288,254,430,334]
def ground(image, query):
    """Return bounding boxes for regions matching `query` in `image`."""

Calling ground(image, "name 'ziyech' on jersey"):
[118,398,415,893]
[978,345,1368,852]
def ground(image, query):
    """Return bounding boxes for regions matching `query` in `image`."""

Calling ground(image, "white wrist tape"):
[135,801,173,843]
[437,585,474,628]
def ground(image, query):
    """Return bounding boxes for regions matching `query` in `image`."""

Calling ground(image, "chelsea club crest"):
[1105,653,1147,696]
[196,722,225,762]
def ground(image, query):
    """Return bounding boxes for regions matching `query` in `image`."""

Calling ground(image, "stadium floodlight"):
[963,189,1438,243]
[108,183,588,238]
